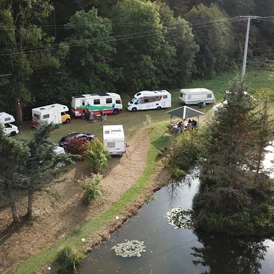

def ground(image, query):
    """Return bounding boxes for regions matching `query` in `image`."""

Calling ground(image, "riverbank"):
[1,123,171,274]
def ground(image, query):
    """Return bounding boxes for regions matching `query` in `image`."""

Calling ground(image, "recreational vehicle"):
[179,88,215,105]
[31,103,71,126]
[103,125,126,156]
[71,93,123,118]
[127,90,171,111]
[0,112,19,136]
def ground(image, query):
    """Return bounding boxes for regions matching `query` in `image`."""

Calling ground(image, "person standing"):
[85,110,90,122]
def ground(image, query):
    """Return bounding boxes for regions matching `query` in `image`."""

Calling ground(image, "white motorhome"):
[127,90,171,111]
[31,103,71,126]
[0,112,19,136]
[71,93,123,118]
[103,125,126,156]
[179,88,215,105]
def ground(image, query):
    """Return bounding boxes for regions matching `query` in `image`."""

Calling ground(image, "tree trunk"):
[27,189,33,219]
[16,97,23,125]
[6,186,19,224]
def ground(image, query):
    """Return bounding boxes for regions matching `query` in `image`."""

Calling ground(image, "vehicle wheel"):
[157,106,161,110]
[132,107,137,112]
[113,109,119,115]
[66,118,71,124]
[10,131,16,136]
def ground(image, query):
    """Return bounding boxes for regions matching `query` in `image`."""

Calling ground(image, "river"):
[77,174,274,274]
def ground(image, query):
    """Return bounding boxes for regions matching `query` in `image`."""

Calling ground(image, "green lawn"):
[7,68,274,274]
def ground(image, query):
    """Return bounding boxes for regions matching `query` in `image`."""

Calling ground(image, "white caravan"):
[0,112,19,136]
[71,93,123,117]
[31,103,71,126]
[103,125,126,156]
[179,88,215,105]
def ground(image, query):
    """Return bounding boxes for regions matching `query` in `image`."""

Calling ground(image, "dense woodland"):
[0,0,274,123]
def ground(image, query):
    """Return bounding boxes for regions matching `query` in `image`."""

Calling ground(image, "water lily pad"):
[111,240,146,258]
[166,207,193,229]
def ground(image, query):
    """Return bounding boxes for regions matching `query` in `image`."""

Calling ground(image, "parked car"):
[59,132,95,147]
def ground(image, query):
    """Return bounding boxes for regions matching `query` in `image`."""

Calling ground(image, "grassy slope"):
[7,68,274,273]
[7,122,171,274]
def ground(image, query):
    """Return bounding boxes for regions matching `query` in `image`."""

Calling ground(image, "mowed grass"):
[7,68,274,273]
[17,68,274,143]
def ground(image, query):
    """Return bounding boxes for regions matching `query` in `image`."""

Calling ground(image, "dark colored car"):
[59,132,95,147]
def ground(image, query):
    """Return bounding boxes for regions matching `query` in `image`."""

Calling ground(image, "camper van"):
[31,103,71,126]
[71,93,123,118]
[127,90,171,111]
[179,88,215,105]
[103,125,126,156]
[0,112,19,136]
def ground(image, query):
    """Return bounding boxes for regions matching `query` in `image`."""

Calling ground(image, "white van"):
[71,93,123,117]
[31,103,71,126]
[103,125,126,156]
[127,90,171,111]
[179,88,215,105]
[0,112,19,136]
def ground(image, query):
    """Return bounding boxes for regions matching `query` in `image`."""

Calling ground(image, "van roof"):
[135,90,170,97]
[72,93,120,99]
[32,103,69,112]
[0,112,15,123]
[180,88,213,93]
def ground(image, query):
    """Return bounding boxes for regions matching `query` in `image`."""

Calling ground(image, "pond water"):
[77,174,274,274]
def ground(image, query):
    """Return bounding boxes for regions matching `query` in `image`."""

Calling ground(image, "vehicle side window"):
[144,99,149,103]
[116,99,121,104]
[106,98,112,104]
[43,114,50,119]
[163,95,167,99]
[94,99,100,105]
[207,94,212,98]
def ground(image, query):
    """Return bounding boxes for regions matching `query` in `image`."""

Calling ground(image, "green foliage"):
[65,8,120,92]
[186,3,235,78]
[82,176,102,205]
[57,246,84,273]
[165,129,204,179]
[112,0,175,92]
[193,80,274,236]
[85,138,109,173]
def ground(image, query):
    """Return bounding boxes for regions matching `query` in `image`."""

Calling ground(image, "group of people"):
[177,118,198,133]
[84,109,107,122]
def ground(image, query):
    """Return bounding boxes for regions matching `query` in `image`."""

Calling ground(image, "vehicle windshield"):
[129,97,137,104]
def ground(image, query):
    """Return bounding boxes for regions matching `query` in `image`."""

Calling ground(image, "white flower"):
[81,238,86,243]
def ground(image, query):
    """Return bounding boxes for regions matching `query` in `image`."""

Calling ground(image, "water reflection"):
[76,173,274,274]
[192,232,267,274]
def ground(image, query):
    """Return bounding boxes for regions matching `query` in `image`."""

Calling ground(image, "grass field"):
[17,68,274,143]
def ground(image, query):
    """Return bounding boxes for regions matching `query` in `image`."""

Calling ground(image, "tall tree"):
[25,122,74,218]
[0,126,30,223]
[186,3,235,78]
[156,0,198,87]
[112,0,175,93]
[193,81,274,236]
[64,8,120,93]
[0,0,57,124]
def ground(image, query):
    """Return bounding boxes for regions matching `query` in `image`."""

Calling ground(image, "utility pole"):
[241,16,260,82]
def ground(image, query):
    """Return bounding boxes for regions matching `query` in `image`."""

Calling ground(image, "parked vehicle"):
[59,132,95,147]
[179,88,215,105]
[0,112,19,136]
[103,125,126,156]
[31,103,71,126]
[127,90,171,111]
[71,93,123,118]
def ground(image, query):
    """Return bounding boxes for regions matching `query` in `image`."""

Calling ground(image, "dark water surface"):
[78,176,274,274]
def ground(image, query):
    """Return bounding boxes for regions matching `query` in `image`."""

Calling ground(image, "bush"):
[82,176,102,205]
[85,138,109,173]
[57,246,84,273]
[65,138,90,157]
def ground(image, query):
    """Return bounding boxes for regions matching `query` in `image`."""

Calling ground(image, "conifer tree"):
[193,80,274,236]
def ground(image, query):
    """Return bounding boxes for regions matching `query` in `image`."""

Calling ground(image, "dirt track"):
[0,127,170,273]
